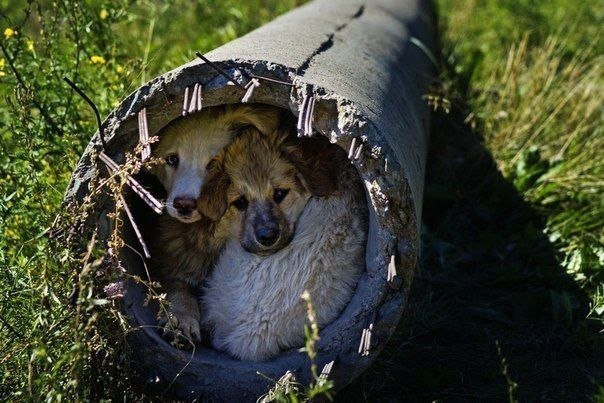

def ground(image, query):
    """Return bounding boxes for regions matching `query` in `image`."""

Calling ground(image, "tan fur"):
[152,215,231,344]
[153,104,282,223]
[199,126,340,255]
[151,104,282,345]
[200,129,368,360]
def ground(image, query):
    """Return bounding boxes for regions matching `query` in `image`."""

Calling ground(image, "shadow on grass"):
[339,96,603,401]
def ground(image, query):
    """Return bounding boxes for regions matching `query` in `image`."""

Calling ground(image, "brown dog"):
[198,125,339,255]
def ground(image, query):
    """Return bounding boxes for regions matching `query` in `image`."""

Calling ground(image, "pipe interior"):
[122,102,380,363]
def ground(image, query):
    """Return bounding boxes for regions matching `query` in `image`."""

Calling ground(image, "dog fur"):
[150,104,282,344]
[199,128,368,361]
[153,104,281,223]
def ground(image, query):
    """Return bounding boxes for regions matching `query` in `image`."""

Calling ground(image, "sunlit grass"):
[475,36,603,289]
[438,0,603,294]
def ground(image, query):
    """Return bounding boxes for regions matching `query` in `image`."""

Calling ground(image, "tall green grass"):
[478,37,602,289]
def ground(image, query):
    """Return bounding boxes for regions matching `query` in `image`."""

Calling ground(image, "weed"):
[258,291,334,403]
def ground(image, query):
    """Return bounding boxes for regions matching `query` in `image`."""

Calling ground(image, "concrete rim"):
[64,59,419,399]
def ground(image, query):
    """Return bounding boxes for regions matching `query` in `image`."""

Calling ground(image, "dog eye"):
[273,188,289,204]
[165,153,179,167]
[232,195,248,211]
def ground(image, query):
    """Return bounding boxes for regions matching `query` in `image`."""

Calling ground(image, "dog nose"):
[173,197,196,215]
[255,227,279,247]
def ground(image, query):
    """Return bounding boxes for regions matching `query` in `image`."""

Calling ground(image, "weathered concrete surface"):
[64,0,436,400]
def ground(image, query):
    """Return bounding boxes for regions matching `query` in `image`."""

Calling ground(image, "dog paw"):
[159,310,201,348]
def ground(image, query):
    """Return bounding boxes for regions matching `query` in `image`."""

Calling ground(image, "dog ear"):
[198,157,231,221]
[282,133,340,197]
[222,104,283,136]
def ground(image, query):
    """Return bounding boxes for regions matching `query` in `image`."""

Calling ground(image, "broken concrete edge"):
[62,57,421,399]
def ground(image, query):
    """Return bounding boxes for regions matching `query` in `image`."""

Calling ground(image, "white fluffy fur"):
[202,158,367,361]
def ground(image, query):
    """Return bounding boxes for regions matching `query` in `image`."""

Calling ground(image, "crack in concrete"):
[296,4,365,75]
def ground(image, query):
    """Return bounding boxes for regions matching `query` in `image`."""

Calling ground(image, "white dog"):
[199,129,368,360]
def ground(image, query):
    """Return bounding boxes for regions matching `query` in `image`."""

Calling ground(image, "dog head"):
[199,125,340,255]
[153,104,281,223]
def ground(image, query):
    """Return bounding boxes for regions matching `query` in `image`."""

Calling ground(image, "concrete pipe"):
[64,0,436,399]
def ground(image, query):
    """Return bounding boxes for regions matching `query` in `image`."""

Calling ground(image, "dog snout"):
[254,226,280,247]
[173,196,197,215]
[249,202,282,248]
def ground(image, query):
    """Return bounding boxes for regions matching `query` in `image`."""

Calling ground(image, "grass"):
[438,0,603,296]
[0,0,602,400]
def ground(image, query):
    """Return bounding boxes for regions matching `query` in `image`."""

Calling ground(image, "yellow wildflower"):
[0,58,4,69]
[99,9,109,20]
[0,72,5,77]
[4,28,15,39]
[26,40,34,52]
[116,65,124,74]
[90,55,106,64]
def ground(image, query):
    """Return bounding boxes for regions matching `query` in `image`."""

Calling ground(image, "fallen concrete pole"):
[64,0,436,399]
